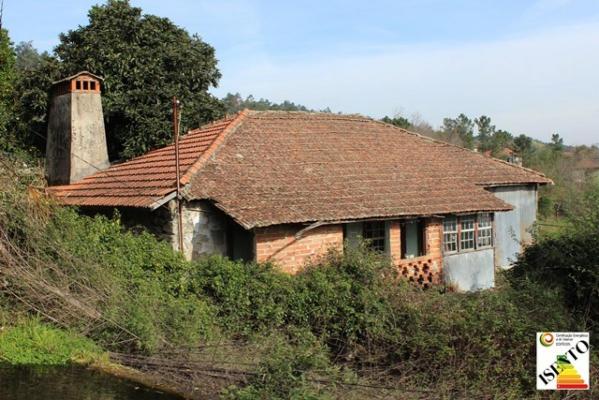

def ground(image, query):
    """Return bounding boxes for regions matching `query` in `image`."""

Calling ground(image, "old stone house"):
[46,72,552,291]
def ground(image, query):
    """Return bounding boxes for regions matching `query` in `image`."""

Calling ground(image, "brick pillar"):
[388,221,401,261]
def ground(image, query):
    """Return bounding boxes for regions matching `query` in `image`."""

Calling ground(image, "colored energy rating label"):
[556,355,588,389]
[536,332,590,390]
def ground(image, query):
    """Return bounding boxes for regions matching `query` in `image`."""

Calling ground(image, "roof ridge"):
[180,109,249,185]
[245,109,372,122]
[374,119,552,184]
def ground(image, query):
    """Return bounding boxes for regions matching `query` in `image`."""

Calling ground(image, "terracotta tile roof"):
[185,111,550,228]
[46,112,246,208]
[49,110,551,227]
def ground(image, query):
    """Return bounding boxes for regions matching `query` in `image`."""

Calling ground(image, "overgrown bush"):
[288,247,400,362]
[510,183,599,336]
[0,160,216,352]
[190,256,293,334]
[184,248,580,398]
[510,234,599,337]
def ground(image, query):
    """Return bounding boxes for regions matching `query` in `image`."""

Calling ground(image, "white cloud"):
[214,20,599,144]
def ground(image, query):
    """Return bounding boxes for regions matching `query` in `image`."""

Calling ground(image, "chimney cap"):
[51,71,104,86]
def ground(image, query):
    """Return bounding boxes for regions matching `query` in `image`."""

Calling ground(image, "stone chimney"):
[45,71,109,185]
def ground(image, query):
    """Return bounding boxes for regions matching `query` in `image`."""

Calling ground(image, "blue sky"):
[3,0,599,144]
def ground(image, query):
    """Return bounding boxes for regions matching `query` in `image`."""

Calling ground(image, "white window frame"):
[460,215,476,250]
[477,213,493,248]
[443,217,458,253]
[443,213,494,253]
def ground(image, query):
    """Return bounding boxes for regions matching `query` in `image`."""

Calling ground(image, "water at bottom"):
[0,363,183,400]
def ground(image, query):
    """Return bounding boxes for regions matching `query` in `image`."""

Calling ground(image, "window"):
[75,80,82,90]
[477,213,493,248]
[460,216,475,250]
[90,81,96,91]
[83,81,89,90]
[401,219,426,259]
[443,217,458,253]
[363,221,386,253]
[443,214,493,253]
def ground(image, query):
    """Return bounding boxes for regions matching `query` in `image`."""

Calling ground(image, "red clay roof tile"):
[48,110,551,227]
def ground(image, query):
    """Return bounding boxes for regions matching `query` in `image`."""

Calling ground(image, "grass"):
[0,317,101,365]
[536,215,569,238]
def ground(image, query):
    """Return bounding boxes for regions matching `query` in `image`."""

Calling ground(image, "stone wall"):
[254,224,344,274]
[172,200,228,261]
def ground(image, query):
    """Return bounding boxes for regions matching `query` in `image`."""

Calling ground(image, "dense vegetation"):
[1,158,596,399]
[510,185,599,334]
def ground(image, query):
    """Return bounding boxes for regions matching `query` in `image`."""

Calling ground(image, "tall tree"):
[489,129,513,157]
[474,115,495,152]
[550,133,564,152]
[14,41,47,71]
[0,29,16,144]
[513,134,534,164]
[18,0,224,159]
[440,113,475,149]
[11,54,62,153]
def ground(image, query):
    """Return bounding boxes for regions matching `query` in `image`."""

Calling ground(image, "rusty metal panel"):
[490,185,537,268]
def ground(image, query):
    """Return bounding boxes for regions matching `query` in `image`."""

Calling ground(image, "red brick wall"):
[254,224,344,274]
[390,218,444,288]
[254,219,444,286]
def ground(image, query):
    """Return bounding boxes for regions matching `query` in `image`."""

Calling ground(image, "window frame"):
[362,221,387,253]
[443,213,494,254]
[400,219,426,259]
[459,215,476,251]
[477,213,493,248]
[443,217,458,253]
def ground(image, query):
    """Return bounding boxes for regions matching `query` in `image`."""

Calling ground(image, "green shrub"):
[509,231,599,337]
[287,247,400,361]
[43,209,219,352]
[190,256,294,334]
[0,171,217,352]
[288,250,577,398]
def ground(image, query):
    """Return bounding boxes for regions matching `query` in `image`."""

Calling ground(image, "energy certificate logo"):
[539,332,555,347]
[537,332,590,390]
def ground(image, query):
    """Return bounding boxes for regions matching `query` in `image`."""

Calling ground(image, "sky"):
[3,0,599,145]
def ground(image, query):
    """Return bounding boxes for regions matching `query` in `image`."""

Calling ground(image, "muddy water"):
[0,364,183,400]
